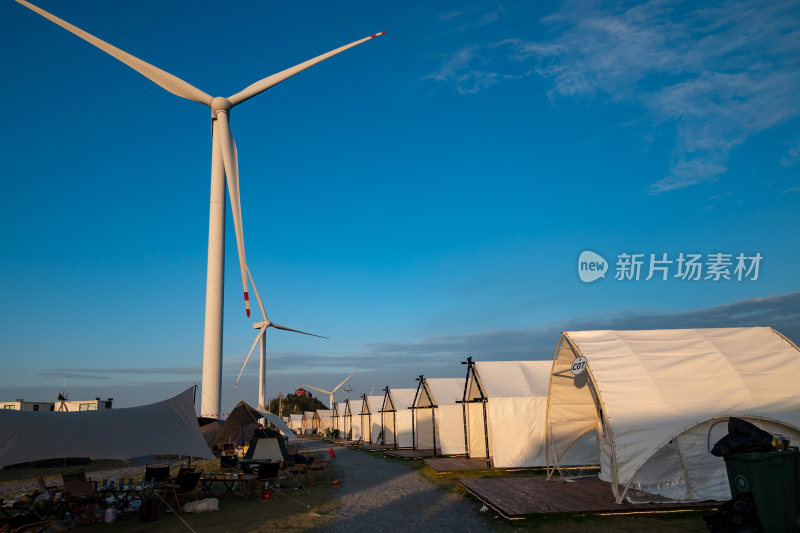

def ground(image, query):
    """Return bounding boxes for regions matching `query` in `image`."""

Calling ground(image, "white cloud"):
[429,0,800,192]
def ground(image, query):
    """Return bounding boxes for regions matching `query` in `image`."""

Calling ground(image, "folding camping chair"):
[145,463,171,490]
[60,469,88,483]
[168,471,202,512]
[220,455,239,470]
[173,465,196,485]
[62,478,98,513]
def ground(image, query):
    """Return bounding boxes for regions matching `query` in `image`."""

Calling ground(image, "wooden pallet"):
[458,476,719,519]
[423,457,491,473]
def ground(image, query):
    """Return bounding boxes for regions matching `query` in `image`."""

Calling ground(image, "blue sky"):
[1,0,798,412]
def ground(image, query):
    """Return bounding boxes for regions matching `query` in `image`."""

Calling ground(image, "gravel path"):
[298,440,491,533]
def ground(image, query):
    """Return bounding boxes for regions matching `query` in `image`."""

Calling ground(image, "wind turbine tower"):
[14,0,385,417]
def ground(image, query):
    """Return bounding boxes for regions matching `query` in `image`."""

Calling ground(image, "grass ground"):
[2,457,340,532]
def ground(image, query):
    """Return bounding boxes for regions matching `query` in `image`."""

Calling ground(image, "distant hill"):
[268,392,326,416]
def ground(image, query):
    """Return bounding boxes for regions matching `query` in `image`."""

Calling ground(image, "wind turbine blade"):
[333,371,357,393]
[228,31,387,107]
[215,115,250,317]
[233,327,267,392]
[14,0,212,106]
[299,383,332,395]
[270,323,328,339]
[246,267,268,323]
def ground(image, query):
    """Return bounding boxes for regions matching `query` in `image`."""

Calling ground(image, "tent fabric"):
[467,361,596,468]
[360,396,383,444]
[288,414,303,432]
[382,388,416,448]
[413,378,466,455]
[546,327,800,503]
[0,388,213,467]
[302,411,319,434]
[255,410,298,441]
[212,401,297,445]
[317,409,333,431]
[345,399,362,441]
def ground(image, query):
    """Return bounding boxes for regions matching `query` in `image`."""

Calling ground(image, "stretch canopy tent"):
[546,327,800,503]
[381,388,417,448]
[0,388,213,468]
[360,395,384,444]
[317,409,334,431]
[464,359,597,468]
[413,377,467,455]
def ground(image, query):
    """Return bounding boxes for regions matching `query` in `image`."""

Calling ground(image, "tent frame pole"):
[460,357,473,457]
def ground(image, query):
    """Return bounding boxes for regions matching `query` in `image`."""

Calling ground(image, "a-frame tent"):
[360,395,383,444]
[288,413,303,433]
[302,411,319,434]
[381,387,416,448]
[412,376,466,455]
[333,403,346,436]
[345,397,362,441]
[464,358,596,468]
[317,409,333,432]
[546,327,800,503]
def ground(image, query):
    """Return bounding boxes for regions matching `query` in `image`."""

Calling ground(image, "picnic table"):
[198,473,260,499]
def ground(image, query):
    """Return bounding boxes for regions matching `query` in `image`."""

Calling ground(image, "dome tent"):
[546,327,800,503]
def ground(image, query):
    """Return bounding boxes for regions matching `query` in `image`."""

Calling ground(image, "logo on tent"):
[571,356,588,376]
[578,251,607,283]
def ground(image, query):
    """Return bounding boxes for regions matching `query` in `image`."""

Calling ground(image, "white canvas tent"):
[345,398,362,441]
[288,414,303,433]
[546,327,800,503]
[0,388,213,467]
[381,388,416,448]
[413,377,466,455]
[317,409,333,432]
[333,403,346,436]
[464,358,596,468]
[302,411,319,434]
[360,395,383,444]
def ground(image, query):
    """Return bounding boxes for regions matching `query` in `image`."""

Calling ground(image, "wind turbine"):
[232,267,327,410]
[15,0,386,417]
[300,372,357,409]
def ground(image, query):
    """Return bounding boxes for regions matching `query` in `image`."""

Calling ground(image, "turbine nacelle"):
[210,96,232,116]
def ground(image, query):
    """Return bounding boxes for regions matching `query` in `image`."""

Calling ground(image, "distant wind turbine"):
[15,0,385,417]
[300,372,357,409]
[233,267,327,410]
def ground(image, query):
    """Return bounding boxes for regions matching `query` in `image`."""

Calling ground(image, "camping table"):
[199,474,260,499]
[96,486,142,508]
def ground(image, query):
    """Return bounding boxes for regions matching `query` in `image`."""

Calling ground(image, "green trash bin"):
[724,448,799,533]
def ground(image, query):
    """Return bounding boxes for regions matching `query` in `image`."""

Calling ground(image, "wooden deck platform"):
[384,449,435,459]
[459,476,719,519]
[423,457,491,473]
